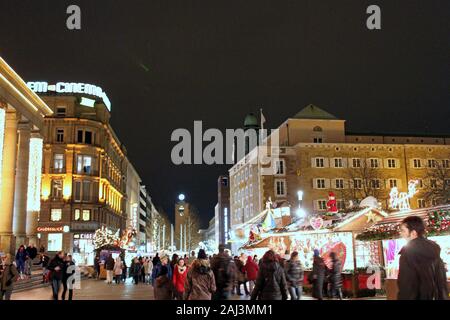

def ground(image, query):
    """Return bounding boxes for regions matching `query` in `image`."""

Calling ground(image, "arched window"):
[313,126,323,132]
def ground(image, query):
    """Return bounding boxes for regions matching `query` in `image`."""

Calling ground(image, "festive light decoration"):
[27,137,43,211]
[389,180,418,211]
[326,191,338,214]
[94,226,121,249]
[427,209,450,236]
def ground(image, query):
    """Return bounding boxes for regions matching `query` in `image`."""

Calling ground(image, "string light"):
[27,137,43,211]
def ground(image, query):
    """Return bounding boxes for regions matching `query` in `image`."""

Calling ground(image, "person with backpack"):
[250,250,288,300]
[184,249,216,300]
[284,251,304,300]
[211,245,236,300]
[397,216,448,300]
[0,254,19,300]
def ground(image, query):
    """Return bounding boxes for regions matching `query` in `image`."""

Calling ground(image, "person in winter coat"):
[15,245,28,275]
[244,255,259,293]
[152,256,172,286]
[94,255,101,280]
[121,259,127,282]
[234,256,249,295]
[131,258,142,285]
[0,254,19,300]
[47,251,65,300]
[62,254,75,300]
[152,253,160,267]
[210,245,236,300]
[328,252,343,299]
[143,258,153,284]
[398,216,448,300]
[172,258,188,300]
[250,250,288,300]
[25,244,38,276]
[34,253,50,283]
[284,251,304,300]
[104,254,115,284]
[184,249,216,300]
[113,256,123,284]
[311,249,326,300]
[154,266,172,300]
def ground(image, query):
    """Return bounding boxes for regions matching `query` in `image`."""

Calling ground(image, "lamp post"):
[296,190,306,220]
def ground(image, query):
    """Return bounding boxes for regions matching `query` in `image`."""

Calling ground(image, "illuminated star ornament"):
[366,211,381,223]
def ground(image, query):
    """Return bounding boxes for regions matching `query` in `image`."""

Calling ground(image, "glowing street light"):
[178,193,185,201]
[297,190,303,201]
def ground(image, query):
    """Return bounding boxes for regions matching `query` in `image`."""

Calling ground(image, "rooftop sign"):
[26,81,111,111]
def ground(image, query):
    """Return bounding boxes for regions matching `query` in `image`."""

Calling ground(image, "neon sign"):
[26,81,111,111]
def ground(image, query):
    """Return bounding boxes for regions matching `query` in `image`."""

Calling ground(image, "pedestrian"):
[233,256,249,295]
[211,245,236,300]
[94,255,101,279]
[62,254,75,301]
[152,253,160,267]
[105,254,115,284]
[34,253,50,283]
[184,249,216,300]
[143,258,152,284]
[172,258,188,300]
[25,244,37,276]
[284,251,304,300]
[151,256,172,286]
[132,257,141,285]
[0,254,19,300]
[170,254,179,275]
[15,245,27,276]
[39,245,45,254]
[154,266,172,300]
[244,255,259,294]
[113,256,123,284]
[328,252,343,300]
[397,216,448,300]
[253,255,258,265]
[121,258,127,282]
[187,251,196,267]
[310,249,326,300]
[47,251,65,300]
[250,250,288,300]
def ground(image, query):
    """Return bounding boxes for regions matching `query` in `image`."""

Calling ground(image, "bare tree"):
[422,159,450,205]
[339,155,387,206]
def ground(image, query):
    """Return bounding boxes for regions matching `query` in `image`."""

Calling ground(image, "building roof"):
[292,104,338,120]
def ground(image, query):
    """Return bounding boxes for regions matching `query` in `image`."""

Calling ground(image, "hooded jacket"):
[184,259,216,300]
[398,237,448,300]
[244,256,259,281]
[251,260,288,300]
[210,252,236,291]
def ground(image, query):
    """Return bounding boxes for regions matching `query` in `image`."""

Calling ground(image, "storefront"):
[37,225,71,253]
[72,233,95,266]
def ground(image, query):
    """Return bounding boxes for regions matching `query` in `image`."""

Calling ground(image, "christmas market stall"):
[239,199,389,297]
[356,205,450,299]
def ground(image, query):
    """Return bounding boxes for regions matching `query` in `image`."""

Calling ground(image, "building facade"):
[35,88,129,264]
[0,57,53,254]
[216,175,230,248]
[229,104,450,250]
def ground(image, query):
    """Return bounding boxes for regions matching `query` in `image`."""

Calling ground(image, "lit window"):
[74,209,81,221]
[50,209,62,222]
[82,209,91,221]
[77,155,92,174]
[48,233,63,252]
[54,154,64,172]
[51,180,63,198]
[56,129,64,143]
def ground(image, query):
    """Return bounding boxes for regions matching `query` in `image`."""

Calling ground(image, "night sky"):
[0,1,448,227]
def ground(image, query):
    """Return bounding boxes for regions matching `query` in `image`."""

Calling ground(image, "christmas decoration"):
[427,209,450,236]
[94,226,121,249]
[389,180,418,211]
[326,191,338,214]
[310,216,324,230]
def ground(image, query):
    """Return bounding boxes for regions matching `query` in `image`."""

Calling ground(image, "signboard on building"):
[36,226,70,233]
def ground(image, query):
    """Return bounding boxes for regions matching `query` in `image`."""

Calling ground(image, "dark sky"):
[0,1,448,227]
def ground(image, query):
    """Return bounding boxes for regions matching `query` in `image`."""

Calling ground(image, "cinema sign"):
[27,81,111,111]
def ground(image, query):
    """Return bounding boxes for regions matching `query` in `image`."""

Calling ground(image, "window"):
[51,180,63,198]
[77,155,92,174]
[371,179,381,189]
[442,159,450,169]
[74,209,81,221]
[48,234,63,252]
[56,107,66,117]
[389,179,397,188]
[430,179,437,189]
[82,209,91,221]
[337,200,346,210]
[85,131,92,144]
[313,126,323,132]
[82,181,91,201]
[317,200,327,211]
[77,130,94,144]
[74,181,81,201]
[335,179,344,189]
[334,158,343,168]
[417,179,423,188]
[50,208,62,222]
[417,199,426,208]
[53,154,64,172]
[221,177,228,187]
[432,199,439,206]
[275,159,285,175]
[353,179,362,189]
[315,158,325,168]
[77,130,83,143]
[316,179,326,189]
[275,180,286,196]
[370,159,379,168]
[352,158,361,168]
[413,159,421,168]
[387,159,397,168]
[56,129,64,143]
[313,137,323,143]
[428,159,437,168]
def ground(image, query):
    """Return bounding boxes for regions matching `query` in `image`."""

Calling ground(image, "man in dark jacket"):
[47,251,65,300]
[398,216,448,300]
[329,252,343,300]
[251,250,288,300]
[311,249,326,300]
[25,244,38,275]
[105,254,115,284]
[284,251,304,300]
[210,245,236,300]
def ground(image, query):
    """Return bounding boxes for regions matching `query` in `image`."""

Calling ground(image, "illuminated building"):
[229,104,450,252]
[31,81,135,264]
[0,56,53,254]
[215,175,230,248]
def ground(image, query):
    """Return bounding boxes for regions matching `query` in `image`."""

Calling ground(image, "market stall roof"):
[232,209,275,230]
[357,204,450,241]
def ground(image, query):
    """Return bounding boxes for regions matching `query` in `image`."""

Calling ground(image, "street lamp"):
[296,190,305,220]
[178,194,185,201]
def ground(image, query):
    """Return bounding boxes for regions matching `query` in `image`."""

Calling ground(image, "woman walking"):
[15,245,27,276]
[113,256,123,284]
[184,249,216,300]
[0,254,19,300]
[250,250,288,300]
[172,258,188,300]
[243,255,259,294]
